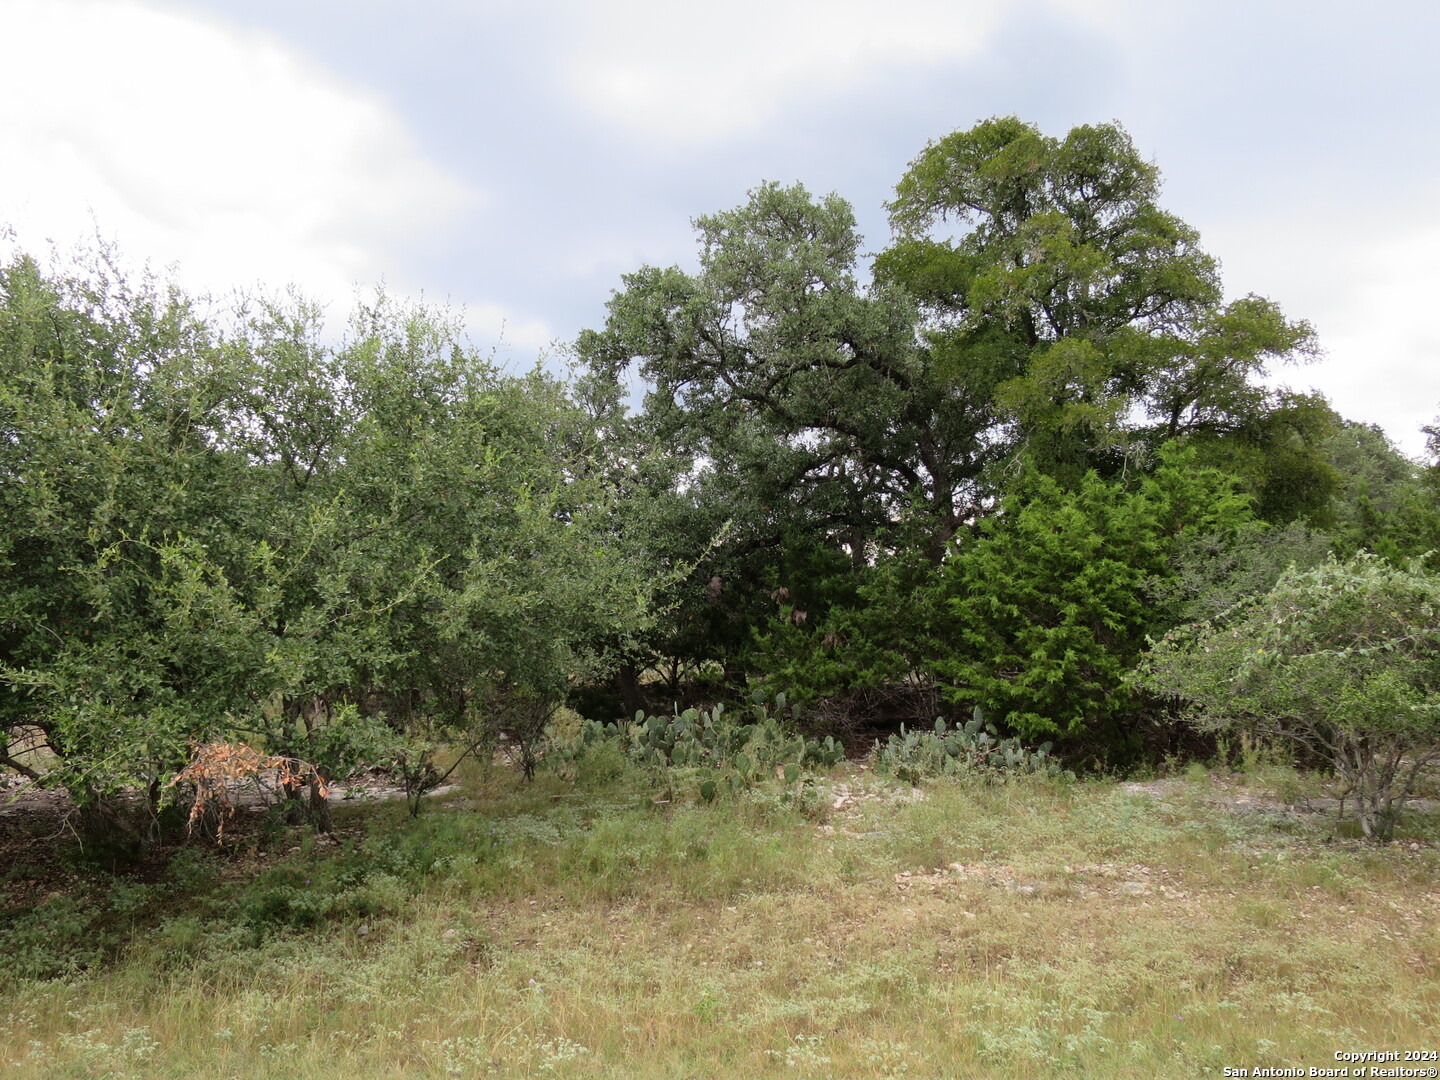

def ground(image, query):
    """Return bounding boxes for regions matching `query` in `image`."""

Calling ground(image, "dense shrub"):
[936,446,1251,749]
[0,249,656,828]
[1143,554,1440,839]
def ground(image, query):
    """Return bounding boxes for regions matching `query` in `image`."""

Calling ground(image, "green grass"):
[2,759,1438,1079]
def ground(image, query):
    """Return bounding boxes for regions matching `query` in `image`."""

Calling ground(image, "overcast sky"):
[3,0,1436,453]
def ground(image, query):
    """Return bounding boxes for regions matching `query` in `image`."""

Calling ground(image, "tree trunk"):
[615,662,647,718]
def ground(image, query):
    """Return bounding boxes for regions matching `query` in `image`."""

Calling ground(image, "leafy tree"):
[0,250,253,815]
[576,118,1328,724]
[1145,519,1334,627]
[1189,392,1340,526]
[563,371,759,716]
[577,181,966,565]
[879,116,1325,497]
[743,516,947,732]
[1143,555,1440,839]
[936,446,1252,752]
[1322,420,1440,561]
[1327,422,1422,514]
[0,248,655,834]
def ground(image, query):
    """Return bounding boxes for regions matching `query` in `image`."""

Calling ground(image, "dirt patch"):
[889,859,1197,905]
[1118,775,1440,818]
[0,774,71,830]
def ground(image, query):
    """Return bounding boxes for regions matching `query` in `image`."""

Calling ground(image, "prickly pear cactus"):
[577,692,846,801]
[875,706,1070,783]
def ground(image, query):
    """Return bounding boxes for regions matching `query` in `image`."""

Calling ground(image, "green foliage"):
[883,116,1318,485]
[0,868,176,983]
[575,180,949,708]
[564,692,844,801]
[577,117,1325,739]
[1,894,108,981]
[875,710,1072,785]
[3,116,1413,809]
[232,829,473,932]
[745,531,943,718]
[1186,392,1342,526]
[1143,554,1440,839]
[1319,420,1440,563]
[0,247,657,814]
[937,445,1252,746]
[1146,519,1334,626]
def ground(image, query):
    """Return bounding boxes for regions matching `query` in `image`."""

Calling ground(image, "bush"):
[0,894,108,981]
[0,248,659,840]
[563,691,845,801]
[875,710,1072,785]
[936,446,1252,750]
[1143,553,1440,839]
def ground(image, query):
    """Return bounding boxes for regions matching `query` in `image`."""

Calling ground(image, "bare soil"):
[1118,774,1440,816]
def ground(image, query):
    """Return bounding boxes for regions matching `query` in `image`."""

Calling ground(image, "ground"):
[2,759,1437,1079]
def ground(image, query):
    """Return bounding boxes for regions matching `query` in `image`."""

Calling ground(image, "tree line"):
[5,117,1440,840]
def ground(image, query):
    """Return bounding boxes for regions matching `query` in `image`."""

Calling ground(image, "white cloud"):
[1307,224,1440,457]
[462,301,560,357]
[561,0,1013,142]
[0,0,476,310]
[558,0,1167,142]
[1204,195,1440,458]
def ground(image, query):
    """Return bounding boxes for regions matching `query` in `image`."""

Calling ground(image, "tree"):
[879,117,1326,500]
[576,118,1328,722]
[1143,555,1440,839]
[1322,420,1440,561]
[579,118,1322,563]
[743,522,948,733]
[0,247,656,836]
[578,181,973,565]
[936,445,1252,753]
[1145,518,1334,627]
[0,249,254,821]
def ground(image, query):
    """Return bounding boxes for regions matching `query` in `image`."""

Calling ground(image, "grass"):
[2,754,1438,1079]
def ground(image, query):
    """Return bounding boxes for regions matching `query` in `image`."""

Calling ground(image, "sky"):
[2,0,1437,453]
